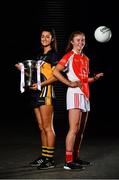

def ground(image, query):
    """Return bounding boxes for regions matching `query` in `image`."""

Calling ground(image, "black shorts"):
[29,90,55,108]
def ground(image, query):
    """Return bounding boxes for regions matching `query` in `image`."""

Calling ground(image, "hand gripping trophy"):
[19,60,41,93]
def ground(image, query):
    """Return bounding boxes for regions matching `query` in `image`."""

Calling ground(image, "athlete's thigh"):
[68,109,82,130]
[34,108,42,123]
[40,105,54,126]
[81,112,88,126]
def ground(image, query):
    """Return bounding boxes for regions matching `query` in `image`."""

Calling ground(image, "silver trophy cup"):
[19,60,41,93]
[23,60,37,87]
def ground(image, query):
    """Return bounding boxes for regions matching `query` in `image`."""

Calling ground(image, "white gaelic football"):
[94,26,112,43]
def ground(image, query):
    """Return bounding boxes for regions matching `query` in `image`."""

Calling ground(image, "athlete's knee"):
[69,127,79,136]
[37,122,44,131]
[44,125,52,132]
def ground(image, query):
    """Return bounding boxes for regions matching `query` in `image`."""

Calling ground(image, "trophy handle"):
[37,60,41,90]
[19,63,25,93]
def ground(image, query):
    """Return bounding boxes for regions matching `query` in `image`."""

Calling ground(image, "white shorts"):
[66,87,90,112]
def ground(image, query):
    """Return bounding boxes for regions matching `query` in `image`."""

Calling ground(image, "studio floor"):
[0,125,119,179]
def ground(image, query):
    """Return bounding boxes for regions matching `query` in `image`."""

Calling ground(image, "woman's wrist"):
[93,75,98,81]
[67,80,72,87]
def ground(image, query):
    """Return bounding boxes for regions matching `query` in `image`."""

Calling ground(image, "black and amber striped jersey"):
[36,50,59,101]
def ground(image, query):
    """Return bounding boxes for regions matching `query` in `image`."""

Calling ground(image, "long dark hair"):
[66,31,85,53]
[39,27,58,52]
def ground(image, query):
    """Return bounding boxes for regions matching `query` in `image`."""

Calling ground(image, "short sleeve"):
[58,52,72,67]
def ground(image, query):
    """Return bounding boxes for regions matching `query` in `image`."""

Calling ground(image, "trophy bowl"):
[23,60,37,87]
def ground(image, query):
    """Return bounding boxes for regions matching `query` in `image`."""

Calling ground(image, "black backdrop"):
[2,0,118,137]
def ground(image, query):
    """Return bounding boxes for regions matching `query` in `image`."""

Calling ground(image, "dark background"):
[2,0,118,138]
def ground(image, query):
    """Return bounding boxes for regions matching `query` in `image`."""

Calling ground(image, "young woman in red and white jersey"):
[53,31,104,170]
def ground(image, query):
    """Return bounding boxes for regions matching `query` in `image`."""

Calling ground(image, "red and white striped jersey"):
[58,50,90,98]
